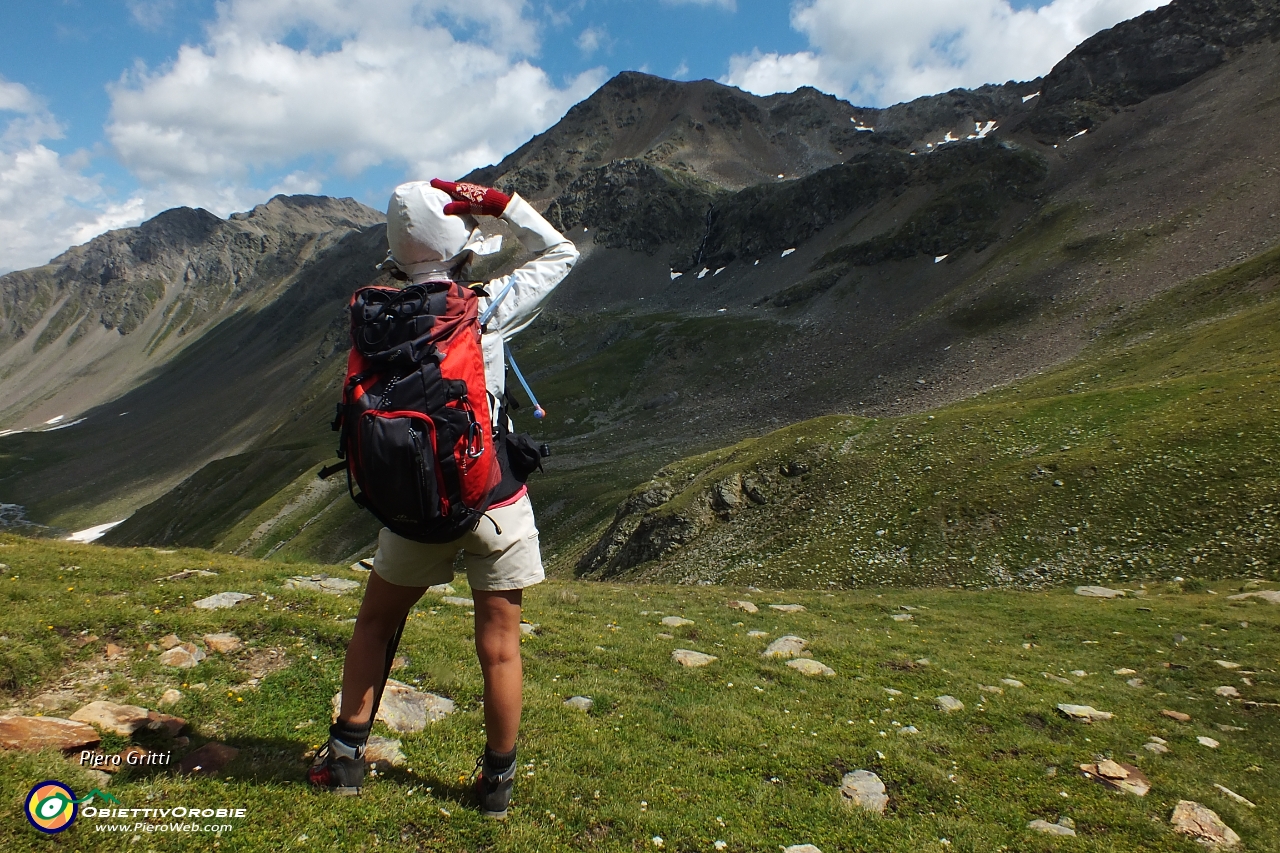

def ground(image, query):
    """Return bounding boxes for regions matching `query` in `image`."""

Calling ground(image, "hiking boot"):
[473,754,517,818]
[307,738,365,795]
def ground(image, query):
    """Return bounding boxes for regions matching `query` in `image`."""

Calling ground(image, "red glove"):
[430,179,510,217]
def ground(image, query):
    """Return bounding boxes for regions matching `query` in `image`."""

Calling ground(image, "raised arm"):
[431,179,579,339]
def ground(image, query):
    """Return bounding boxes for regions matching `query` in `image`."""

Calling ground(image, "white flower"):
[653,836,664,847]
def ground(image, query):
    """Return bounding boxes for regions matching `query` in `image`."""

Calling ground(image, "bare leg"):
[338,570,426,724]
[473,588,524,753]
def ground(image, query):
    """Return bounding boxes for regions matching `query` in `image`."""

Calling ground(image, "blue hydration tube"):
[504,342,545,419]
[482,279,545,418]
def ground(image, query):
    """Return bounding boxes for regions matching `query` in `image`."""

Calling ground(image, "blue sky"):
[0,0,1169,272]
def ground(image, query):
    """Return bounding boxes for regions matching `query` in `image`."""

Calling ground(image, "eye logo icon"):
[24,781,78,833]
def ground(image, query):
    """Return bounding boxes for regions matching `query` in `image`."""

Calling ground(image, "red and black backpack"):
[323,281,503,543]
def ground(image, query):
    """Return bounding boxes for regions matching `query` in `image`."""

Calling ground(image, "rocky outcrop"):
[1030,0,1280,137]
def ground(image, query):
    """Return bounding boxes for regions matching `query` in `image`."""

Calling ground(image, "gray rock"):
[364,735,405,768]
[656,633,674,639]
[898,726,920,735]
[784,847,823,853]
[671,649,717,667]
[747,630,769,638]
[159,689,183,706]
[1127,678,1144,688]
[1144,741,1170,754]
[660,616,694,627]
[519,622,539,636]
[787,659,835,677]
[332,680,454,733]
[158,644,206,668]
[1028,819,1076,837]
[883,688,903,696]
[442,596,475,607]
[1214,685,1240,698]
[769,604,806,613]
[193,592,253,610]
[349,560,373,573]
[839,769,888,814]
[891,614,914,622]
[1042,672,1074,685]
[761,635,808,659]
[1074,586,1124,598]
[1226,590,1280,604]
[936,695,964,713]
[426,582,455,594]
[1214,660,1240,669]
[1212,783,1256,809]
[159,634,183,650]
[69,701,152,736]
[202,633,242,654]
[978,685,1003,694]
[0,716,100,751]
[1057,703,1112,723]
[1113,667,1137,675]
[563,696,594,712]
[1171,801,1240,847]
[283,575,361,594]
[727,600,759,613]
[29,691,77,711]
[1197,736,1220,748]
[1001,678,1025,688]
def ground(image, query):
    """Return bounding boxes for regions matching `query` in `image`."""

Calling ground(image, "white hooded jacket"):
[385,182,579,420]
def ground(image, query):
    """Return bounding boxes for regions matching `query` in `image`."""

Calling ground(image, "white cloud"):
[724,0,1170,105]
[671,60,690,80]
[576,25,609,56]
[127,0,178,31]
[0,77,146,273]
[106,0,606,217]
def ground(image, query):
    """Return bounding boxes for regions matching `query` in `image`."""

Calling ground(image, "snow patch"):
[669,270,683,280]
[934,255,949,264]
[713,267,725,276]
[45,415,65,425]
[696,268,710,279]
[1068,128,1088,140]
[1022,92,1041,103]
[850,117,874,132]
[753,260,760,266]
[67,520,126,543]
[780,248,796,258]
[44,418,87,432]
[973,121,996,139]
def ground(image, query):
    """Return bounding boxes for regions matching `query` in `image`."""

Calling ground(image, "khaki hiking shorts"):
[372,491,544,591]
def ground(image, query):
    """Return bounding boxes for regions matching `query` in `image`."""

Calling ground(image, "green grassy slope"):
[0,535,1275,851]
[577,246,1280,587]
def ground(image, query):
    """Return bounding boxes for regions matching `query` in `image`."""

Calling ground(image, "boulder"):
[727,600,759,614]
[1226,590,1280,604]
[936,696,964,713]
[426,582,455,594]
[660,616,694,627]
[563,696,594,712]
[1197,736,1220,749]
[365,735,406,768]
[787,659,835,677]
[1170,801,1240,848]
[891,614,913,622]
[193,592,253,610]
[747,630,769,638]
[69,701,151,736]
[1001,678,1025,688]
[0,716,100,751]
[442,596,475,607]
[1074,586,1124,598]
[761,635,808,659]
[769,604,806,613]
[332,680,454,733]
[1028,819,1076,837]
[29,691,77,712]
[1161,709,1191,722]
[158,689,184,706]
[283,575,361,594]
[1215,685,1240,698]
[671,649,717,667]
[519,622,539,636]
[159,644,206,668]
[1057,703,1112,723]
[159,634,183,650]
[1080,760,1150,796]
[203,633,242,654]
[839,770,888,814]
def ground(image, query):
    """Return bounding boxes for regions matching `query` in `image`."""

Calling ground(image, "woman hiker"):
[307,178,578,818]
